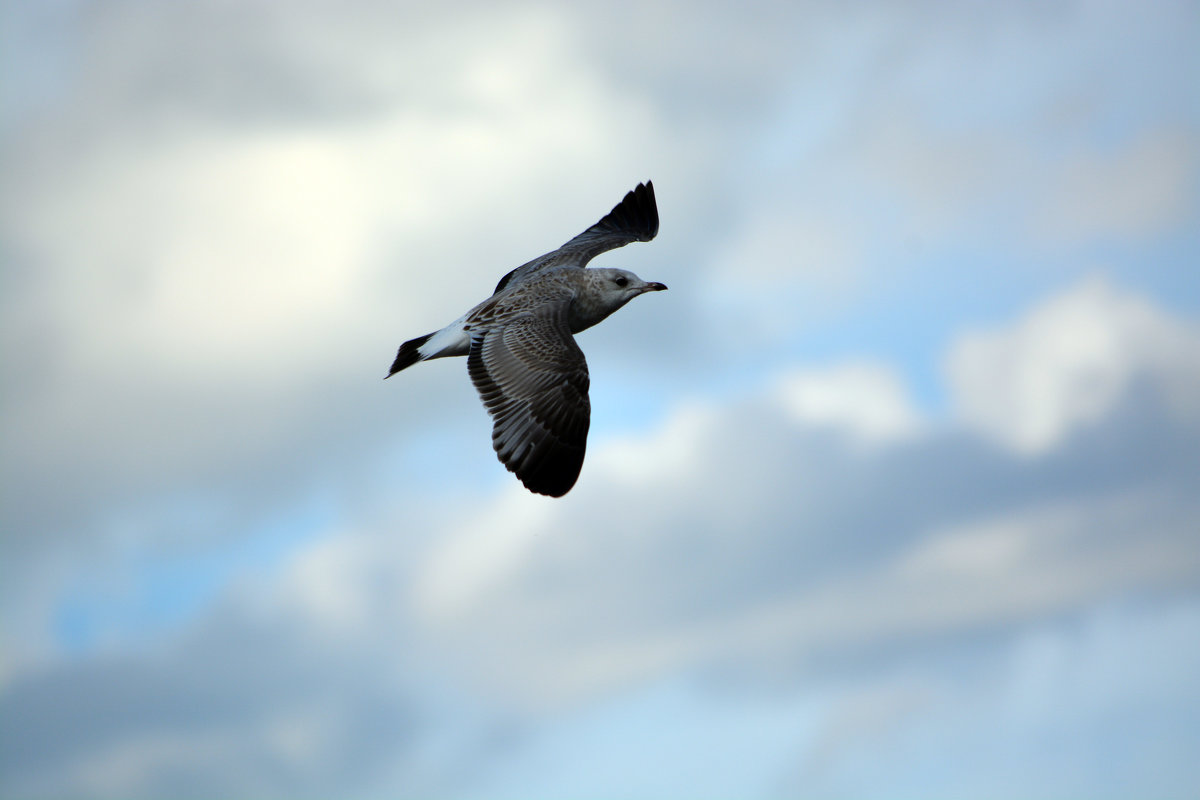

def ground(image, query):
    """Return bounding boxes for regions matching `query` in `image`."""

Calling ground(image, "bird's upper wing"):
[492,181,659,294]
[467,297,591,497]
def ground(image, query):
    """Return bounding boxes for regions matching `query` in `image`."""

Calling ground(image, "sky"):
[1,0,1198,797]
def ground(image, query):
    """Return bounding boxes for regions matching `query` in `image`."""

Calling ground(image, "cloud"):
[0,0,681,559]
[0,604,426,799]
[1037,129,1198,243]
[6,0,1195,565]
[2,1,1198,797]
[773,363,923,443]
[5,273,1195,796]
[780,598,1200,799]
[409,278,1200,707]
[947,277,1200,453]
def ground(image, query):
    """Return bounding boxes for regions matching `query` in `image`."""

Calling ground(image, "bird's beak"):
[643,282,668,292]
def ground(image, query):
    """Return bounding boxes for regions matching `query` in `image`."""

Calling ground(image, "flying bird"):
[385,182,666,497]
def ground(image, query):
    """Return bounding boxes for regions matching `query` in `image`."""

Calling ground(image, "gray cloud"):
[2,0,1198,797]
[4,279,1196,797]
[5,0,1194,565]
[1,613,425,798]
[411,281,1200,705]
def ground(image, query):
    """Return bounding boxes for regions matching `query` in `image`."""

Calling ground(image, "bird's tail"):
[385,333,434,378]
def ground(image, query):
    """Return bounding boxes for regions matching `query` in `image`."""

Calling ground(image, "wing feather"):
[493,181,658,294]
[467,302,591,497]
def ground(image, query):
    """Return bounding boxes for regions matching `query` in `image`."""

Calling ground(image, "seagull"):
[385,182,666,497]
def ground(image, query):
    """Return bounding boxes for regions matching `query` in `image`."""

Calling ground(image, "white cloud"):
[773,362,922,443]
[414,490,558,624]
[947,277,1200,454]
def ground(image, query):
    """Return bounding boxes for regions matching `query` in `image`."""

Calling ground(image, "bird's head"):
[594,268,668,301]
[570,268,668,332]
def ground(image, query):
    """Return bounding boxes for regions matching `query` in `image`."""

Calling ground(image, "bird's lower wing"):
[467,307,591,497]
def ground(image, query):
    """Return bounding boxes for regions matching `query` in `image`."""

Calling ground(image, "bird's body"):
[386,182,666,497]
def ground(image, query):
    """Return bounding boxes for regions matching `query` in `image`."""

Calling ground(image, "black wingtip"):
[594,180,659,243]
[515,449,585,497]
[385,332,432,378]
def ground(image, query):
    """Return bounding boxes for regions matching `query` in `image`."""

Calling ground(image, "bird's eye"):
[614,276,629,287]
